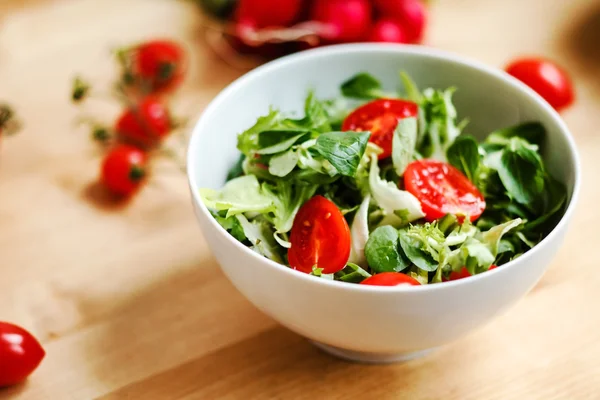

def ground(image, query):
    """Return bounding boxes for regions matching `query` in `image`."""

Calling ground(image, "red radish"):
[310,0,373,43]
[373,0,426,43]
[235,0,304,29]
[368,19,409,43]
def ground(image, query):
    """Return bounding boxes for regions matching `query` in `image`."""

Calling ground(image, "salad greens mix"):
[200,71,567,286]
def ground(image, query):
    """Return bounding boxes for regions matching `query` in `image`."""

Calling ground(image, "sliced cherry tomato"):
[0,322,45,387]
[446,265,497,281]
[404,159,486,222]
[132,40,187,94]
[360,272,421,286]
[505,58,574,112]
[115,97,172,147]
[342,99,418,159]
[101,145,147,196]
[288,195,351,274]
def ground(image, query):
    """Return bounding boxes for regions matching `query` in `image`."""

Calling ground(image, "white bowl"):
[187,44,580,363]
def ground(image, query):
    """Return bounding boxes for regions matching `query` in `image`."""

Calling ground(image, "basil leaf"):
[497,138,545,204]
[486,122,545,147]
[446,135,480,182]
[226,153,245,181]
[313,131,370,176]
[392,117,418,176]
[398,231,438,272]
[341,73,385,99]
[268,149,299,177]
[257,130,309,154]
[365,226,410,273]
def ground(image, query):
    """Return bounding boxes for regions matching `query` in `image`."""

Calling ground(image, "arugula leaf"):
[226,153,245,181]
[365,226,410,273]
[392,117,418,176]
[341,73,386,99]
[200,175,274,217]
[398,230,438,272]
[486,122,545,148]
[446,135,480,182]
[237,108,281,156]
[497,138,545,205]
[313,131,370,176]
[235,215,283,263]
[268,149,299,177]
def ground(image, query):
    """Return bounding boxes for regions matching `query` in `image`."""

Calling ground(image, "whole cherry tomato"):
[404,159,486,222]
[115,97,172,147]
[288,196,351,274]
[342,98,418,159]
[0,322,45,387]
[101,145,147,196]
[360,272,421,286]
[446,265,498,281]
[132,40,187,94]
[505,58,574,112]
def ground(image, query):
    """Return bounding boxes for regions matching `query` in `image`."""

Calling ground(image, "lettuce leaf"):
[200,175,274,218]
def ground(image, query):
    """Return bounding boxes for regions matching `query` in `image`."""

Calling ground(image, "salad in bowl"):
[199,71,566,287]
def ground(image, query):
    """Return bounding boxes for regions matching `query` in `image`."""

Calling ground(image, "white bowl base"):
[310,340,436,364]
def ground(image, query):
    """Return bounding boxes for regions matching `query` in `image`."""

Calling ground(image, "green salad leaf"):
[497,137,545,205]
[446,135,480,182]
[365,226,410,273]
[341,73,386,99]
[392,117,418,177]
[200,175,274,217]
[313,131,370,176]
[235,215,283,263]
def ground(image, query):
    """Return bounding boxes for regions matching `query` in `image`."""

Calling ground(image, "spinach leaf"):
[226,153,245,181]
[497,138,545,205]
[313,131,370,176]
[446,135,480,182]
[486,122,545,148]
[392,117,418,176]
[365,226,410,273]
[398,230,438,272]
[341,73,386,99]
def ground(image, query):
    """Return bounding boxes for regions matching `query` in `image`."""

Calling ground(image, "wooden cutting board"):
[1,0,599,398]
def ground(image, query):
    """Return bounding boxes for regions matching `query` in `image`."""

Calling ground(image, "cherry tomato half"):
[505,58,574,112]
[342,99,418,159]
[446,265,497,281]
[115,97,172,147]
[0,322,45,387]
[404,159,486,222]
[101,145,147,196]
[132,40,187,94]
[360,272,421,286]
[288,195,351,274]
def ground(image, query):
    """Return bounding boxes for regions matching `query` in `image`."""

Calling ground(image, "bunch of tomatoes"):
[72,40,188,197]
[199,0,429,56]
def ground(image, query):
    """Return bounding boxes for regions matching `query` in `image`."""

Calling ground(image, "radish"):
[368,19,409,43]
[310,0,373,43]
[373,0,427,43]
[235,0,304,29]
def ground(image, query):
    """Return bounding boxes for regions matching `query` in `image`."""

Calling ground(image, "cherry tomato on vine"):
[360,272,421,286]
[0,322,45,387]
[505,58,574,112]
[101,145,147,196]
[288,195,351,274]
[342,99,418,159]
[446,265,498,281]
[115,97,172,147]
[132,40,187,94]
[404,159,486,222]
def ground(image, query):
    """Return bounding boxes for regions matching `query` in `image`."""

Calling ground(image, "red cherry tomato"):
[360,272,421,286]
[342,99,418,159]
[505,58,574,112]
[101,145,147,196]
[373,0,427,44]
[115,97,171,147]
[288,195,351,274]
[132,40,187,94]
[368,19,409,43]
[446,265,497,281]
[404,159,486,222]
[0,322,45,387]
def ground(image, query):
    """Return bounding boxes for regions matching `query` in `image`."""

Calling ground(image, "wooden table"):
[1,0,599,398]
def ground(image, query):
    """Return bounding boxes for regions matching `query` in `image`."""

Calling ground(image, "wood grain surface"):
[1,0,599,398]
